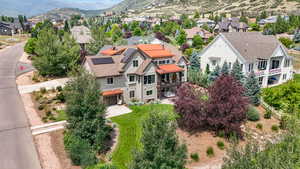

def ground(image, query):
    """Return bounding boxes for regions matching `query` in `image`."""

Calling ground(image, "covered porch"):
[156,64,184,98]
[102,89,123,106]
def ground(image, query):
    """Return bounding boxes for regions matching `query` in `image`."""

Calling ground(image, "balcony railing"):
[269,68,281,75]
[157,81,182,88]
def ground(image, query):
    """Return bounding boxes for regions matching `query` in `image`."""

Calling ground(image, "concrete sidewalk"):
[106,105,132,118]
[18,78,69,94]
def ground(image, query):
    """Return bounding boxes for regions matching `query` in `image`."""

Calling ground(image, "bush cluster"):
[246,106,260,121]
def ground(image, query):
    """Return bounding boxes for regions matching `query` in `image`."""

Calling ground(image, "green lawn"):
[111,104,174,169]
[54,110,67,121]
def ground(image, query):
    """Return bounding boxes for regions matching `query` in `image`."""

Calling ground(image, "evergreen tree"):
[176,30,187,45]
[33,29,80,76]
[230,60,244,83]
[64,20,70,32]
[189,51,200,70]
[64,69,112,152]
[87,26,108,55]
[221,62,229,75]
[205,64,210,74]
[244,71,261,106]
[130,112,187,169]
[209,65,221,81]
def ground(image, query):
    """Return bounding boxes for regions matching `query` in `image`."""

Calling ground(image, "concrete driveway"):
[106,105,132,118]
[0,43,41,169]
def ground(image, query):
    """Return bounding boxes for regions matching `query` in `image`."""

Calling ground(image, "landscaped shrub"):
[256,123,263,130]
[38,104,45,110]
[190,153,199,161]
[246,106,260,121]
[264,109,272,119]
[56,86,63,92]
[64,132,98,167]
[217,131,225,138]
[40,87,47,94]
[206,147,214,157]
[280,115,289,129]
[217,141,225,150]
[56,92,65,103]
[271,125,279,132]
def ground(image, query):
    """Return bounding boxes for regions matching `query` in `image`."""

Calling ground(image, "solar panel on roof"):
[121,48,137,63]
[91,57,114,65]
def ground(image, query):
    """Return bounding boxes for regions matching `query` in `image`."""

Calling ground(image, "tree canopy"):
[130,112,187,169]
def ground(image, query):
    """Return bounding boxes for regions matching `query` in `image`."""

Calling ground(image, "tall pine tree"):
[244,71,261,106]
[209,65,221,81]
[230,60,244,83]
[189,51,200,70]
[221,61,230,75]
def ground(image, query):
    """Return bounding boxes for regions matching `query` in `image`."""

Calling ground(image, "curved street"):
[0,43,41,169]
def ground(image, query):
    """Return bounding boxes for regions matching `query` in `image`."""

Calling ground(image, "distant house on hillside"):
[71,26,93,60]
[0,22,14,36]
[83,44,188,105]
[258,16,289,25]
[215,18,248,33]
[184,27,213,45]
[198,32,293,87]
[196,18,215,27]
[126,36,162,45]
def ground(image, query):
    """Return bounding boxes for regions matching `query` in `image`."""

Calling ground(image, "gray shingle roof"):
[221,32,286,62]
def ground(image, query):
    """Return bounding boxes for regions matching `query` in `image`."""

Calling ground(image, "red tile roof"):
[137,44,174,59]
[156,64,184,74]
[100,48,126,56]
[102,89,123,96]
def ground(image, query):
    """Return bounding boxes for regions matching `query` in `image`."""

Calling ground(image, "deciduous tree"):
[207,75,249,137]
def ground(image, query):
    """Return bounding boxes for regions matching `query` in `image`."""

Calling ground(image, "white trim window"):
[284,59,290,67]
[144,75,155,84]
[129,75,135,82]
[133,60,139,67]
[248,63,254,72]
[107,77,113,84]
[258,76,264,85]
[283,74,287,80]
[129,91,135,98]
[258,60,268,70]
[146,90,153,96]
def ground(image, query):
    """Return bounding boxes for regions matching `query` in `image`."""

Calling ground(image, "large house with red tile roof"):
[83,44,188,105]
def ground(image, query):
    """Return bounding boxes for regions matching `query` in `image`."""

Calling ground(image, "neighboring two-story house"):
[83,44,188,105]
[199,32,294,88]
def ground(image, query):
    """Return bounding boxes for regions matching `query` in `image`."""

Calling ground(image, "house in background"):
[71,26,92,60]
[126,36,163,45]
[198,32,293,88]
[258,16,289,26]
[83,44,188,105]
[184,27,213,45]
[0,22,13,36]
[196,18,216,28]
[215,18,249,33]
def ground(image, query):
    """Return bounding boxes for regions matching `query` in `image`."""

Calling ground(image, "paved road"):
[0,44,41,169]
